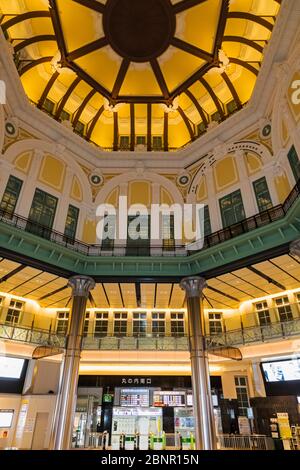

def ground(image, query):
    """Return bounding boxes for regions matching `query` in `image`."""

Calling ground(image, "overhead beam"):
[1,11,51,32]
[147,104,152,152]
[19,56,53,76]
[223,36,264,53]
[73,0,105,14]
[221,72,242,109]
[112,58,130,100]
[38,285,68,301]
[163,112,169,152]
[113,111,119,151]
[72,89,97,127]
[248,266,286,291]
[55,76,81,118]
[14,35,56,54]
[214,0,230,59]
[150,59,169,100]
[229,57,259,76]
[177,107,195,141]
[67,37,108,61]
[49,0,68,58]
[173,0,208,14]
[171,37,213,62]
[227,12,274,32]
[184,89,208,125]
[130,103,135,151]
[0,265,26,284]
[37,71,60,109]
[199,76,225,118]
[86,105,104,140]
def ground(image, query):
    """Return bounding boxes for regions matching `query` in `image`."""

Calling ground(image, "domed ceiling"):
[1,0,280,151]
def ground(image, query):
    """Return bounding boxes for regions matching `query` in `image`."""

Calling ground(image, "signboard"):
[153,391,185,407]
[277,413,292,439]
[120,388,149,407]
[103,393,113,403]
[238,416,251,435]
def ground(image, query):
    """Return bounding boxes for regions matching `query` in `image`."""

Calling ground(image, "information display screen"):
[153,391,185,407]
[120,388,149,407]
[262,359,300,382]
[0,357,25,379]
[0,410,14,428]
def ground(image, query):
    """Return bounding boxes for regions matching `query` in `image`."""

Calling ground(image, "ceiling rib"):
[72,89,97,127]
[164,113,169,152]
[184,89,208,125]
[214,0,230,59]
[14,35,56,54]
[199,76,224,118]
[223,36,264,53]
[86,105,104,140]
[268,260,300,283]
[130,103,135,151]
[19,57,53,76]
[230,272,270,296]
[221,72,242,108]
[173,0,208,14]
[112,58,130,100]
[49,0,68,59]
[229,57,259,76]
[150,59,169,100]
[37,71,60,109]
[38,285,68,301]
[1,11,51,32]
[0,265,26,284]
[55,76,81,118]
[8,271,42,293]
[73,0,106,14]
[248,266,286,291]
[177,107,195,141]
[23,276,60,296]
[67,37,109,61]
[227,12,274,32]
[171,37,213,62]
[147,104,152,152]
[113,112,119,151]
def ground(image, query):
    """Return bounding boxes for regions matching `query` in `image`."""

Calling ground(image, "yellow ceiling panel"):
[119,64,161,96]
[57,0,101,52]
[158,47,205,92]
[177,0,221,53]
[76,47,121,92]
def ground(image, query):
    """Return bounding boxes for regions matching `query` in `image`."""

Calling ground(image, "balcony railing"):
[205,317,300,350]
[0,322,66,348]
[1,317,300,351]
[0,180,299,257]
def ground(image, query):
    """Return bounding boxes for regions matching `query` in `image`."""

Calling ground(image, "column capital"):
[68,275,95,297]
[180,276,207,298]
[290,239,300,260]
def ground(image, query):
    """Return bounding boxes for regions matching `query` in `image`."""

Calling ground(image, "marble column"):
[180,276,217,450]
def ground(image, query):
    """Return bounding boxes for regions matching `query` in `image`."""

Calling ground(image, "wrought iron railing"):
[1,316,300,351]
[0,179,299,257]
[0,322,66,348]
[205,317,300,350]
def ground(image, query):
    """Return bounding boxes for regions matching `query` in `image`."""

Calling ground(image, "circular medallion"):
[103,0,176,62]
[89,173,103,186]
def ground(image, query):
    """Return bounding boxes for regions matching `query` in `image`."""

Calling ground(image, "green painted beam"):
[0,199,299,279]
